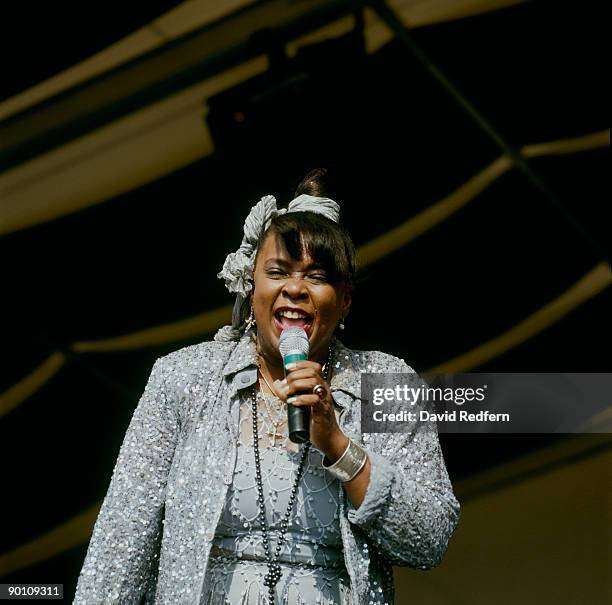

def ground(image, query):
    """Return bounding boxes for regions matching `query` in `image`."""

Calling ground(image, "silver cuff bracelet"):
[322,438,368,482]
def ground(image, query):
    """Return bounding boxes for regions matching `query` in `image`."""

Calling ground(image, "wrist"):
[322,436,369,483]
[321,431,350,464]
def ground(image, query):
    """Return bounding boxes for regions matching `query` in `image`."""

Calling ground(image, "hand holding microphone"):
[277,327,343,451]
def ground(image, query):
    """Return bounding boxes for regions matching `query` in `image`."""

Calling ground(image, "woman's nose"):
[282,275,308,298]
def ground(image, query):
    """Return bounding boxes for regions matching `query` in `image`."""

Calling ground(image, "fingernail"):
[286,363,297,370]
[274,379,287,388]
[287,396,297,404]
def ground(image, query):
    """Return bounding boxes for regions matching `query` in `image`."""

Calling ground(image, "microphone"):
[279,327,310,443]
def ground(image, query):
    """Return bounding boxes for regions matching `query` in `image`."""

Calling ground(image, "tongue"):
[280,316,308,329]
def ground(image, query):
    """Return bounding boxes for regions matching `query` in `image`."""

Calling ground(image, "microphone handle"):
[283,352,310,443]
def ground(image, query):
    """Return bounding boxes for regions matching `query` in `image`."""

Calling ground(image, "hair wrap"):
[214,193,340,342]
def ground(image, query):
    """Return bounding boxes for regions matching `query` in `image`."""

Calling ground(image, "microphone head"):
[279,326,309,358]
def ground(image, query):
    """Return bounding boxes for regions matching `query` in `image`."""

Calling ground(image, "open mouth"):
[273,307,314,335]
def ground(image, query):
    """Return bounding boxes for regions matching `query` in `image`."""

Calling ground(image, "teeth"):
[279,310,308,319]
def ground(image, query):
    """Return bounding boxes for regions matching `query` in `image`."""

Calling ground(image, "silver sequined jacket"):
[74,334,460,604]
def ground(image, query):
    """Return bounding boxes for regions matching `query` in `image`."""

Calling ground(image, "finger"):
[285,377,320,396]
[273,379,290,400]
[285,360,322,373]
[285,367,322,383]
[287,394,321,407]
[285,372,323,394]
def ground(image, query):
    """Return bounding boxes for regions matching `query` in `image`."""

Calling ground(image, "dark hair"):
[256,168,357,290]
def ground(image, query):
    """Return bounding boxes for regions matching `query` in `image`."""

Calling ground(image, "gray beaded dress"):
[201,389,353,605]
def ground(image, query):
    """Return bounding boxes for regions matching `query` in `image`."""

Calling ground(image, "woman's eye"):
[308,274,328,282]
[267,269,285,277]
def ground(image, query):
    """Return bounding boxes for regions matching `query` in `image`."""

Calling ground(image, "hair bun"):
[294,167,329,198]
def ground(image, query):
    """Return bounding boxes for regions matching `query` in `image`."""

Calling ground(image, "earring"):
[245,307,256,332]
[338,318,345,331]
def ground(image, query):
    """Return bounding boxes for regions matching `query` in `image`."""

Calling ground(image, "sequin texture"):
[73,334,460,604]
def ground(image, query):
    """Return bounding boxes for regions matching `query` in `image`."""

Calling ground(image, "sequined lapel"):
[329,337,363,401]
[222,333,259,377]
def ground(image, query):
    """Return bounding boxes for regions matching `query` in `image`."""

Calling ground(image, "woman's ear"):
[340,287,352,320]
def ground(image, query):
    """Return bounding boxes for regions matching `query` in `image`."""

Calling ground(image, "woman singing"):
[74,169,460,604]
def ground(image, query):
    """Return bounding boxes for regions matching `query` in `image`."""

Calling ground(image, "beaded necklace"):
[252,343,334,604]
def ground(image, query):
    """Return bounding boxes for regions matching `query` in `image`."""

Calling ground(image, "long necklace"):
[258,379,287,447]
[252,343,334,604]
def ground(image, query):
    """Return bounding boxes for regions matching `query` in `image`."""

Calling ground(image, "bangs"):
[263,211,356,287]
